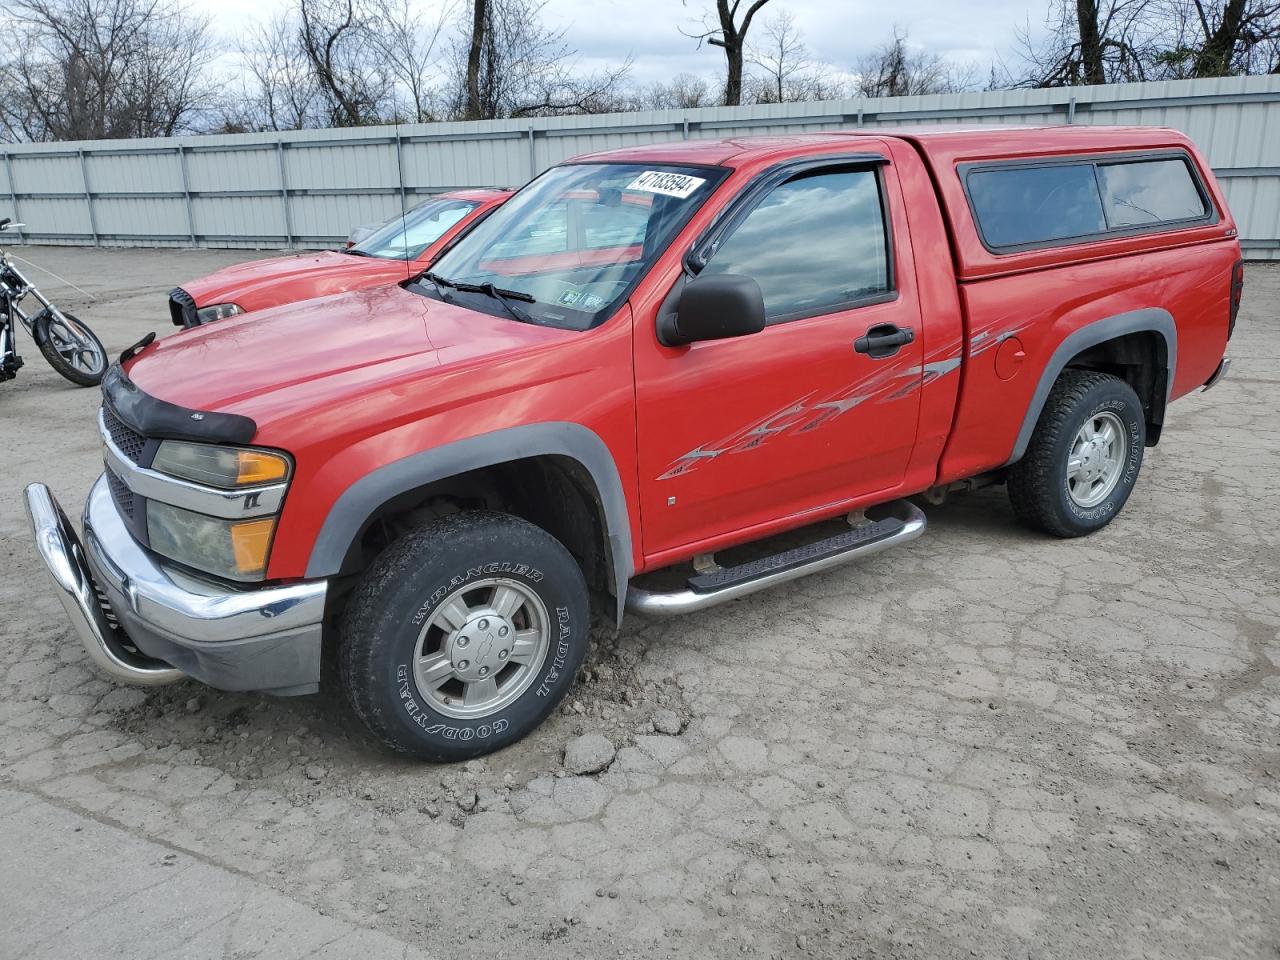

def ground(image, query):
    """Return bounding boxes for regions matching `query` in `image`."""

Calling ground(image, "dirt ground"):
[1,245,1277,960]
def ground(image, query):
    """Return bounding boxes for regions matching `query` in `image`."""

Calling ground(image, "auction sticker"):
[627,170,706,198]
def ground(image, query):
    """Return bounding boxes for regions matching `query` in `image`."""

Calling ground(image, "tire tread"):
[1008,369,1137,538]
[339,510,586,760]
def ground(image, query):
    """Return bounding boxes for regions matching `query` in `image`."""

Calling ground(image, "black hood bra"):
[102,363,258,445]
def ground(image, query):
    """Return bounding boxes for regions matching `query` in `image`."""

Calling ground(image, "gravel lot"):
[2,245,1278,959]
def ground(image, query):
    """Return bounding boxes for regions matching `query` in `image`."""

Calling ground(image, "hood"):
[182,251,410,312]
[126,283,571,426]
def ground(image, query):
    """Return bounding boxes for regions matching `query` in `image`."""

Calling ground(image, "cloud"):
[199,0,1050,90]
[536,0,1049,86]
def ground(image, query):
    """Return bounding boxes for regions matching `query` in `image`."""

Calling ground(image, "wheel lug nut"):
[479,666,489,676]
[498,650,508,660]
[458,660,469,670]
[457,636,469,647]
[478,619,489,630]
[498,626,509,638]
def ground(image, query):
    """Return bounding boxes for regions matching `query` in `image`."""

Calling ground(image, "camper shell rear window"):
[960,151,1216,253]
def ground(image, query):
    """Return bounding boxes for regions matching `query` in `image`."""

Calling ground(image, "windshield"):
[353,197,480,260]
[414,162,726,330]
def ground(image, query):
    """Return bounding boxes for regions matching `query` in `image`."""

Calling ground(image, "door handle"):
[853,323,915,358]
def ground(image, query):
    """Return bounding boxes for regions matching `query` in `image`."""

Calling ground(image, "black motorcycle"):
[1,217,107,387]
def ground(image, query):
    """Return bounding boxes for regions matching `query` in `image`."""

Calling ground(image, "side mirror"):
[659,273,767,347]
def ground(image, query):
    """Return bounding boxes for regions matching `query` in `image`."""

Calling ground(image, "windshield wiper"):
[453,280,537,324]
[342,248,373,257]
[418,270,456,289]
[415,270,458,300]
[413,271,536,324]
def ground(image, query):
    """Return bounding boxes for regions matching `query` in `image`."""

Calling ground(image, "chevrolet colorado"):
[25,126,1239,761]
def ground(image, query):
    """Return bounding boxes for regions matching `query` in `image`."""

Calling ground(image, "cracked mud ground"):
[2,247,1277,960]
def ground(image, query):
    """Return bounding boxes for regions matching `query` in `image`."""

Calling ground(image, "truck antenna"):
[396,119,411,280]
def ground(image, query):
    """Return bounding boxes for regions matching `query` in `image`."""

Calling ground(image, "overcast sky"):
[550,0,1051,86]
[199,0,1053,88]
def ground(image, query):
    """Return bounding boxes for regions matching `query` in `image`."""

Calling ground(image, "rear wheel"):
[37,312,107,387]
[1008,370,1145,537]
[339,511,589,762]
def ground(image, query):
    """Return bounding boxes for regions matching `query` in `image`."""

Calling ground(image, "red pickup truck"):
[167,188,511,326]
[25,126,1239,762]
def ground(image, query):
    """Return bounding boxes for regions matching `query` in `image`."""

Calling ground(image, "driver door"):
[633,155,925,560]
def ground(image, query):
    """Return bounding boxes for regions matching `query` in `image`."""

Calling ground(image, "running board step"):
[687,514,907,593]
[626,499,926,617]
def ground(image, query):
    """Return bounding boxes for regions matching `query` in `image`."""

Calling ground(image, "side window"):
[1097,158,1207,226]
[701,169,891,324]
[965,153,1213,251]
[966,164,1105,248]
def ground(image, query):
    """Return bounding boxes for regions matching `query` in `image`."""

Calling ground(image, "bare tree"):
[298,0,394,126]
[462,0,489,119]
[640,73,716,109]
[0,0,217,142]
[744,10,847,103]
[230,0,450,131]
[746,11,807,102]
[228,12,323,131]
[1190,0,1257,72]
[369,0,452,121]
[1077,0,1110,83]
[1152,0,1280,77]
[1013,0,1280,86]
[684,0,777,106]
[447,0,630,119]
[855,27,975,98]
[1016,0,1156,86]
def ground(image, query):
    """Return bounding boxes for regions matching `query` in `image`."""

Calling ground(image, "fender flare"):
[1007,307,1176,465]
[304,422,634,624]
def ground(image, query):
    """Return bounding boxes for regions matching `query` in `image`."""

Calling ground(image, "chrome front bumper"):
[24,476,328,694]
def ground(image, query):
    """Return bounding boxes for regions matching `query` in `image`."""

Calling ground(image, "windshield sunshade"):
[353,198,479,260]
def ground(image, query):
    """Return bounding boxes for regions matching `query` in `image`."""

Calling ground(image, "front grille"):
[169,287,198,328]
[106,469,136,520]
[102,405,146,463]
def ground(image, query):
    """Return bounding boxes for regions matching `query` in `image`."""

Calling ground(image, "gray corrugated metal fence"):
[4,74,1280,257]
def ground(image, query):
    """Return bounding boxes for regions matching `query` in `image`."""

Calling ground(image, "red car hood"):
[126,284,570,428]
[182,251,412,312]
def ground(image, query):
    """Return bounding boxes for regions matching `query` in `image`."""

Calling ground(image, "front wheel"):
[1007,370,1146,537]
[339,511,590,762]
[37,312,107,387]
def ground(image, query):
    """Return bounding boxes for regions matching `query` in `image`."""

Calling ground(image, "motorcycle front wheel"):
[37,312,107,387]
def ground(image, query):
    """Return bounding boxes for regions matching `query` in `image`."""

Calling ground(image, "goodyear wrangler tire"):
[340,511,589,762]
[1007,369,1145,538]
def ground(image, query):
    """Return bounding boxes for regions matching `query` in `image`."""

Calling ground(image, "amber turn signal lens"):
[153,441,291,490]
[236,451,289,486]
[230,517,276,576]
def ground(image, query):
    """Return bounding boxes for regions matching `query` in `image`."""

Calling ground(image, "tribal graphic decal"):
[656,318,1031,481]
[969,316,1034,358]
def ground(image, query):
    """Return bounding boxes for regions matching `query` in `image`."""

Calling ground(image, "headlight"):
[196,302,245,323]
[152,441,290,488]
[145,441,291,580]
[147,502,276,581]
